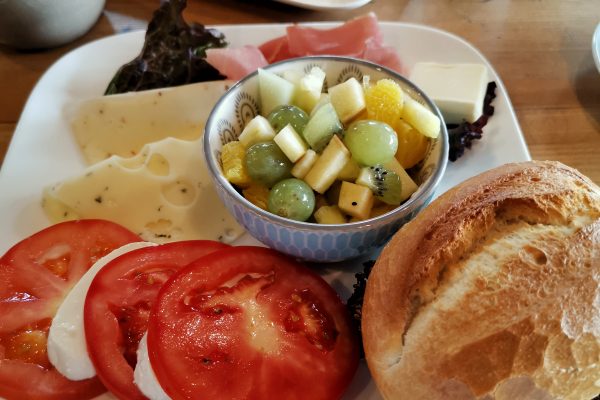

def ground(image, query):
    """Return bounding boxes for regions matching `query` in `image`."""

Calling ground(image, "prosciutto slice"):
[258,13,404,74]
[286,13,382,57]
[259,36,293,64]
[206,14,405,81]
[206,45,268,81]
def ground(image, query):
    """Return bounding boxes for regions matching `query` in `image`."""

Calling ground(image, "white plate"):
[273,0,371,11]
[0,22,530,400]
[593,23,600,73]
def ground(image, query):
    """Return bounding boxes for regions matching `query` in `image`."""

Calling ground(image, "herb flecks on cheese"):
[42,137,243,244]
[66,80,232,165]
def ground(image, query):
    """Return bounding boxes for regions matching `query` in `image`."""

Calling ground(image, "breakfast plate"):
[0,21,530,399]
[273,0,372,11]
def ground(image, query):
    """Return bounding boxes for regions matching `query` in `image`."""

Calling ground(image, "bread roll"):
[362,161,600,400]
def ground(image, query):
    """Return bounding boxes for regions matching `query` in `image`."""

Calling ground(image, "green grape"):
[245,141,292,187]
[268,178,315,221]
[343,120,398,166]
[267,105,309,134]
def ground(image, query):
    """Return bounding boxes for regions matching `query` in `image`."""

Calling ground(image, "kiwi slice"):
[356,166,402,205]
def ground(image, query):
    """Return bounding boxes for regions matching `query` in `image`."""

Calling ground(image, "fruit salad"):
[221,66,441,224]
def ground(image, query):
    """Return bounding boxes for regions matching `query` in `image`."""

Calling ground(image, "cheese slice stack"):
[42,137,243,244]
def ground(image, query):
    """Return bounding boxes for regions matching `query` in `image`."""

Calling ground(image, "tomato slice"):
[84,240,229,400]
[148,246,359,400]
[0,219,141,400]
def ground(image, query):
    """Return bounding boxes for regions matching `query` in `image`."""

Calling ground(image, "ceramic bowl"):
[0,0,106,49]
[204,56,448,262]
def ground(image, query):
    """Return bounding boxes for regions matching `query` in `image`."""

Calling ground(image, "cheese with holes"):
[409,63,488,124]
[47,242,155,380]
[66,80,233,165]
[42,137,244,244]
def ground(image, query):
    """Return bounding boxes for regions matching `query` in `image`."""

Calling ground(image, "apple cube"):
[273,124,308,163]
[238,115,276,148]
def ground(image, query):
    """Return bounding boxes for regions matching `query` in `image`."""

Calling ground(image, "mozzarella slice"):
[42,137,244,244]
[134,332,171,400]
[66,80,233,165]
[47,241,156,380]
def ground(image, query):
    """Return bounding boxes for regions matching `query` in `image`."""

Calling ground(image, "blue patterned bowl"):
[204,56,448,262]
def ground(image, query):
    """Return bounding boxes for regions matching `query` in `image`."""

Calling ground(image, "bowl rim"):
[204,55,449,232]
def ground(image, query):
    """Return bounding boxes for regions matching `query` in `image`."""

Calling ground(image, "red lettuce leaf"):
[447,82,497,162]
[105,0,227,95]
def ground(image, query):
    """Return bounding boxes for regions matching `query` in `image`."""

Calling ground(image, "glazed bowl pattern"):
[204,56,448,262]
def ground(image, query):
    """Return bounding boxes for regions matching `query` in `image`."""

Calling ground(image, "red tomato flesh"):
[84,240,229,400]
[148,246,359,400]
[0,220,141,400]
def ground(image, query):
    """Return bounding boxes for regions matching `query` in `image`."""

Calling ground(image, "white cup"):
[0,0,106,49]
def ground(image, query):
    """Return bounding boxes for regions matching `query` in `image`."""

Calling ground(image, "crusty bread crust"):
[362,161,600,400]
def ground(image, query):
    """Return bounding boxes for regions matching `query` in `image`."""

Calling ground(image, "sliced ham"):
[362,39,405,75]
[259,36,293,64]
[257,13,404,75]
[287,13,382,57]
[206,45,268,81]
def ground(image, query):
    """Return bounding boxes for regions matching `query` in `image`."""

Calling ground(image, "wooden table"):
[1,0,599,184]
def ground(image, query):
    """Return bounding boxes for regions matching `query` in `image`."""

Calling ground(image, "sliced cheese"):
[48,241,156,380]
[409,63,488,124]
[66,80,233,165]
[42,137,244,244]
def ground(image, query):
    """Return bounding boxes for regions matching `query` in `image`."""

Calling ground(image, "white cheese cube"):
[409,63,488,124]
[273,124,308,163]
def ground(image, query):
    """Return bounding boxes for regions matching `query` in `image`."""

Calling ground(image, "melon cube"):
[258,68,296,116]
[328,77,366,124]
[294,67,326,114]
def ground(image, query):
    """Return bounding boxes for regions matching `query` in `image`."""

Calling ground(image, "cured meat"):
[362,39,404,73]
[206,45,268,81]
[287,13,382,57]
[258,13,404,74]
[259,36,293,64]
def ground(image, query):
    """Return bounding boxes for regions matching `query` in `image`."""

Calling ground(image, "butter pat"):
[409,63,488,124]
